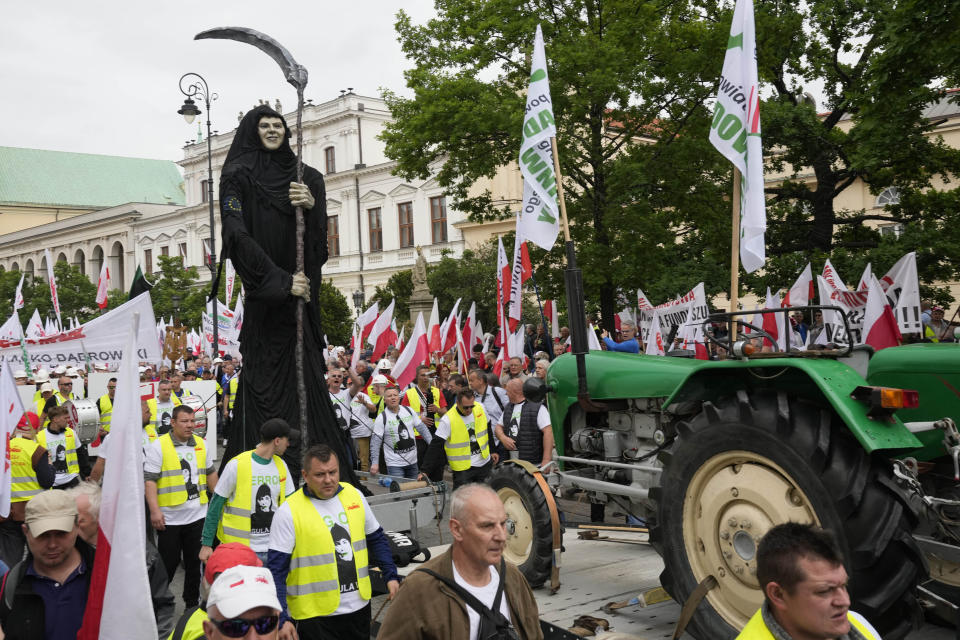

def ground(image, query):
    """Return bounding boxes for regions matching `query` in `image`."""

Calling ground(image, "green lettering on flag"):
[530,68,547,83]
[727,33,743,49]
[523,117,542,138]
[537,207,556,223]
[536,167,556,192]
[538,109,555,129]
[521,147,547,174]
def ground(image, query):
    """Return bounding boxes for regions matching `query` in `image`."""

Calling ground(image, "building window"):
[144,249,153,275]
[160,246,169,257]
[328,216,340,257]
[430,196,448,243]
[879,223,904,238]
[201,179,210,203]
[179,242,188,263]
[876,187,900,207]
[324,147,336,174]
[398,202,414,248]
[368,207,382,252]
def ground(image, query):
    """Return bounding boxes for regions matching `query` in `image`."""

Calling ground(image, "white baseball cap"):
[53,365,67,375]
[206,565,281,619]
[33,369,50,383]
[39,382,54,394]
[65,367,78,377]
[372,374,388,385]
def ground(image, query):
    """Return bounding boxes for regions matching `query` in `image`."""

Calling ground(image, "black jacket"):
[0,537,96,639]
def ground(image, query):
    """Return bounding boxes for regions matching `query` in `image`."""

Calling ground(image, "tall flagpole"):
[730,168,741,313]
[528,270,553,361]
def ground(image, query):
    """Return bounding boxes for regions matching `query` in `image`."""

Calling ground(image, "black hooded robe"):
[215,105,355,484]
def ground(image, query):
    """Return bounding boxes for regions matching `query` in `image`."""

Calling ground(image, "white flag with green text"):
[709,0,766,273]
[518,24,560,250]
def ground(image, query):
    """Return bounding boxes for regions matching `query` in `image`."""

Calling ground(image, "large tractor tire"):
[489,462,555,588]
[649,390,925,640]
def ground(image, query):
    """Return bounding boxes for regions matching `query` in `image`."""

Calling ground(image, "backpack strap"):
[418,564,509,628]
[171,605,201,640]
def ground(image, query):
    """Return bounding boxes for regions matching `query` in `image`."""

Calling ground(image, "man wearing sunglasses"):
[204,565,283,640]
[420,387,498,488]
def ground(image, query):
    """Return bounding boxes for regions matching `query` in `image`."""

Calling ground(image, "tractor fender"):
[663,357,923,454]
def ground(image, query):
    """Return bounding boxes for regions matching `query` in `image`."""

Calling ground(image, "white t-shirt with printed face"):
[329,389,353,434]
[349,392,374,438]
[215,454,296,552]
[436,409,489,468]
[501,402,551,460]
[154,399,177,434]
[451,562,513,640]
[374,407,423,468]
[144,436,208,526]
[43,428,78,487]
[269,488,382,615]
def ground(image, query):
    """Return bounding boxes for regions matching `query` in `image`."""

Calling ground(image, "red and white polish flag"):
[862,274,902,351]
[428,298,441,353]
[96,261,110,310]
[78,324,157,639]
[0,362,24,517]
[393,313,430,389]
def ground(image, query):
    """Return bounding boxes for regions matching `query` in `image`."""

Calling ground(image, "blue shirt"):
[603,337,640,353]
[25,557,88,640]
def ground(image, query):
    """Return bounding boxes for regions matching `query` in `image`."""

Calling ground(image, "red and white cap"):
[206,565,281,618]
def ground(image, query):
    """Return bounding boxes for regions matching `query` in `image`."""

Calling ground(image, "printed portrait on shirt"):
[331,523,358,594]
[250,483,276,534]
[181,457,199,499]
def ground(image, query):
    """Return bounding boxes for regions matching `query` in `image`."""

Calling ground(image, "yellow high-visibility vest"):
[443,405,489,471]
[10,437,42,502]
[35,427,80,476]
[286,483,371,619]
[227,377,239,410]
[156,433,208,507]
[98,394,114,432]
[217,451,288,545]
[736,608,878,640]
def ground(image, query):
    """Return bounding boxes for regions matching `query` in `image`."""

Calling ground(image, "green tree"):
[150,255,208,329]
[317,279,352,346]
[427,243,500,330]
[742,0,960,299]
[383,0,729,329]
[369,270,414,322]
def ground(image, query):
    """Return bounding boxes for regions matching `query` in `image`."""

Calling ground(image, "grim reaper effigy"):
[200,28,356,483]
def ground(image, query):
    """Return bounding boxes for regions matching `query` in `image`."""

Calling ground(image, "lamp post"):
[352,288,365,318]
[171,293,181,327]
[178,72,219,356]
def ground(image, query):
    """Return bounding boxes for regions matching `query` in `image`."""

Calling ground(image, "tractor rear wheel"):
[649,390,924,639]
[489,462,555,588]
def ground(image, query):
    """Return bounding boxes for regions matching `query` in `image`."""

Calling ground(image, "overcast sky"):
[1,1,436,163]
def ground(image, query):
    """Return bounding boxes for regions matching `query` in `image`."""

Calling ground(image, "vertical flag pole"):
[730,168,741,342]
[528,270,553,361]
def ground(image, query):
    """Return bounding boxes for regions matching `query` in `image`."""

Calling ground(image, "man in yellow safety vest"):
[35,404,90,489]
[199,418,294,564]
[149,379,184,435]
[735,522,880,640]
[0,412,55,569]
[419,387,498,488]
[267,444,399,639]
[145,404,219,608]
[96,377,117,436]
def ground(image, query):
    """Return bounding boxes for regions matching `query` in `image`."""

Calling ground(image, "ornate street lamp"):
[178,72,219,354]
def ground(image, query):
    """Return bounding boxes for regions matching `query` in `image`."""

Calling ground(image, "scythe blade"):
[195,27,308,90]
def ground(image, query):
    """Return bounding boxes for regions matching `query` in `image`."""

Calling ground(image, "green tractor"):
[490,306,960,639]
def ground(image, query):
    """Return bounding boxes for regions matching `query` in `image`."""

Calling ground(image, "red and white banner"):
[0,293,162,368]
[0,362,24,517]
[440,299,461,354]
[819,252,922,344]
[0,313,22,343]
[463,302,477,354]
[508,215,533,332]
[543,299,559,339]
[393,313,429,389]
[13,274,24,311]
[96,261,110,310]
[78,324,157,640]
[639,283,708,341]
[25,309,44,339]
[44,249,62,328]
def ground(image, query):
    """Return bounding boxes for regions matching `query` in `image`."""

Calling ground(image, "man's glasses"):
[209,615,279,638]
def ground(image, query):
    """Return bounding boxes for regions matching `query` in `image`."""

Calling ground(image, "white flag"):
[645,314,665,356]
[517,24,561,250]
[26,309,44,339]
[13,274,24,311]
[709,0,765,273]
[0,362,24,517]
[44,249,62,328]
